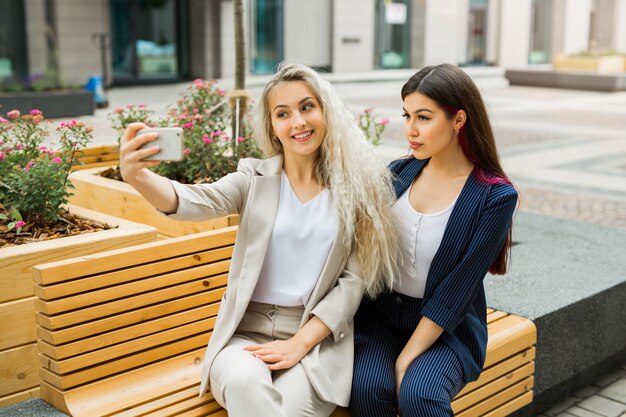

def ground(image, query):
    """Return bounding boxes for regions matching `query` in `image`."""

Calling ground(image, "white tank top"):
[392,187,457,298]
[251,172,337,306]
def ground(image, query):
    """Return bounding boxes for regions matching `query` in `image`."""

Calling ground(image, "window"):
[0,0,28,82]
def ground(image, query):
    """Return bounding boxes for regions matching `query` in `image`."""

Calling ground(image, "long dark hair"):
[401,63,514,275]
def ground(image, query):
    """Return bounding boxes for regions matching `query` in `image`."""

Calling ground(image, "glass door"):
[111,0,189,84]
[251,0,283,74]
[375,0,410,69]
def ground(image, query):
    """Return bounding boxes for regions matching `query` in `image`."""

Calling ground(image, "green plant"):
[0,208,25,233]
[357,107,389,146]
[0,109,93,228]
[108,104,156,143]
[109,79,263,184]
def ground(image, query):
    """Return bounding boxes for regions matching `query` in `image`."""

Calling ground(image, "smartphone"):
[137,127,184,161]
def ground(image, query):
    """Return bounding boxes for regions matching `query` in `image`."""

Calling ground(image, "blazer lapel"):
[424,170,490,298]
[234,155,283,312]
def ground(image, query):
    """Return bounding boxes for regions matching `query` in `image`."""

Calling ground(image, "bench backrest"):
[33,227,236,392]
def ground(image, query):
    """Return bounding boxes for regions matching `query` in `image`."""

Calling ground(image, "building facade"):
[3,0,626,87]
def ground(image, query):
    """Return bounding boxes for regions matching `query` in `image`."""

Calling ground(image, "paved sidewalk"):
[538,363,626,417]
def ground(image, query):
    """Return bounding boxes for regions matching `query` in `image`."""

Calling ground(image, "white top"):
[392,187,457,298]
[251,172,337,306]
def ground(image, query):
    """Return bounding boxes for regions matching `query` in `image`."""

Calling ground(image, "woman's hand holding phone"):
[119,122,180,214]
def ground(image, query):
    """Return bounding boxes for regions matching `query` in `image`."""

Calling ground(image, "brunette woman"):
[350,63,518,417]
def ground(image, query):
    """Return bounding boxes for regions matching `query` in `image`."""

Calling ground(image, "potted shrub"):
[0,110,157,406]
[68,79,263,238]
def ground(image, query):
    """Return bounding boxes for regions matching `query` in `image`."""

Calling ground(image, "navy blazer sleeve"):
[421,184,518,333]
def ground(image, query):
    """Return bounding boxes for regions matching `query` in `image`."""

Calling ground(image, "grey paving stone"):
[599,378,626,404]
[577,395,626,417]
[547,397,584,415]
[568,406,607,417]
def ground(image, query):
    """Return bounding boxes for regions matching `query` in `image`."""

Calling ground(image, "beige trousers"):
[209,302,337,417]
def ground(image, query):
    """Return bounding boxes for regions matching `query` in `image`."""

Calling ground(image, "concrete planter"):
[0,91,94,118]
[553,54,625,73]
[0,205,157,407]
[68,168,238,238]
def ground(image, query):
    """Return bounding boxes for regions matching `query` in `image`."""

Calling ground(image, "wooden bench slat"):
[39,304,219,360]
[486,310,508,324]
[133,395,220,417]
[482,391,533,417]
[36,261,230,314]
[45,350,205,416]
[37,292,223,344]
[33,228,237,284]
[452,362,534,413]
[41,334,210,390]
[456,347,535,397]
[37,277,227,329]
[483,315,537,368]
[43,317,216,374]
[455,376,534,417]
[35,247,233,300]
[110,386,203,417]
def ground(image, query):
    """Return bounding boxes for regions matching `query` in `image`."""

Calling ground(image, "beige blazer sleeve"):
[310,254,364,342]
[165,158,260,221]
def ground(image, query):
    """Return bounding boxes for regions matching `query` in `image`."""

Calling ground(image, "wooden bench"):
[33,227,536,417]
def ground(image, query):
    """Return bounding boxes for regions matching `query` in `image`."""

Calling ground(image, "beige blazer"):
[167,155,364,407]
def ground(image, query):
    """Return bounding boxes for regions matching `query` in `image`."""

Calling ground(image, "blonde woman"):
[119,62,397,417]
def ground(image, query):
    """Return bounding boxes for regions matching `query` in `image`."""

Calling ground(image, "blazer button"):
[339,332,345,338]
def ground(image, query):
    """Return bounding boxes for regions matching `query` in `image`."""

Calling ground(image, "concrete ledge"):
[485,212,626,416]
[505,68,626,92]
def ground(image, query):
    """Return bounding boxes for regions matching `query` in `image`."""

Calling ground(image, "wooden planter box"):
[0,205,157,407]
[553,54,625,73]
[0,91,94,118]
[68,168,238,238]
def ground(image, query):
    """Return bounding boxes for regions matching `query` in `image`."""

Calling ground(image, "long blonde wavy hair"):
[254,62,397,297]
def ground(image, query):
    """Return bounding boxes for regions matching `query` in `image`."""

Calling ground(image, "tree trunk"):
[231,0,248,153]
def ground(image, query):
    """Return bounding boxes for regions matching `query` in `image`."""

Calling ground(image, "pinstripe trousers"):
[350,292,465,417]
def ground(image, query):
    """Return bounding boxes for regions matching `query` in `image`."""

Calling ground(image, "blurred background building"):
[2,0,626,87]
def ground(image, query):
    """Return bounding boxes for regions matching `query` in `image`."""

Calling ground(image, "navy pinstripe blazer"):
[389,156,518,382]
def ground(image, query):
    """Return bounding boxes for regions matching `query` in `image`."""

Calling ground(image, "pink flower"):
[30,109,43,116]
[217,89,225,96]
[14,221,26,229]
[202,135,213,144]
[237,137,245,143]
[137,104,145,109]
[222,135,230,141]
[52,157,62,163]
[15,143,25,150]
[7,110,20,119]
[364,107,374,114]
[0,117,8,123]
[182,147,191,155]
[193,108,199,114]
[23,166,29,171]
[183,122,194,129]
[126,104,135,108]
[27,160,36,167]
[0,152,5,161]
[379,118,389,126]
[114,107,124,113]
